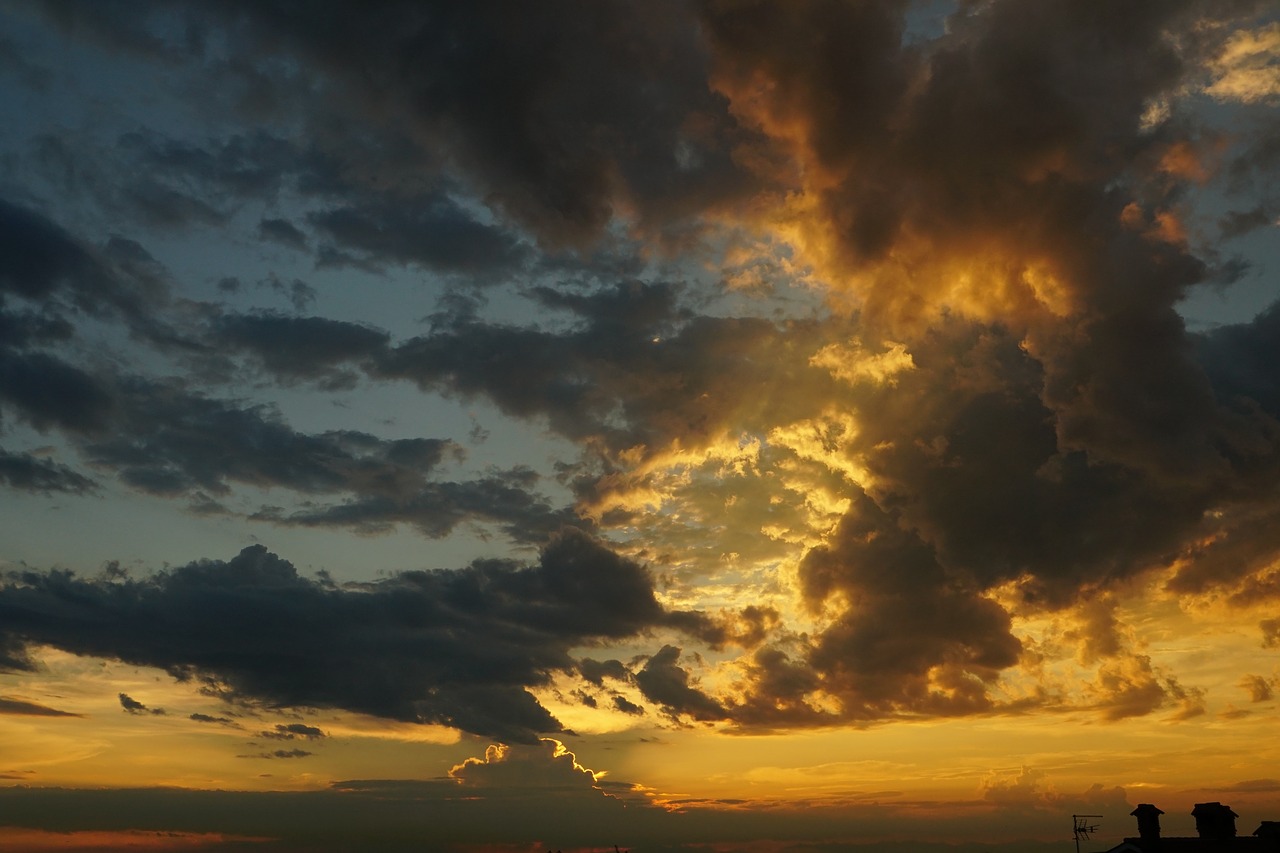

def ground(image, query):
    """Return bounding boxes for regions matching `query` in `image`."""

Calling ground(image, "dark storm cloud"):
[214,0,759,247]
[0,696,81,717]
[0,530,707,741]
[33,0,762,248]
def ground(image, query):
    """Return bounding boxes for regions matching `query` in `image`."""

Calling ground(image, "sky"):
[0,1,1279,851]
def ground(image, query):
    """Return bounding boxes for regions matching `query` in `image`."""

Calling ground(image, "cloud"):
[0,696,82,717]
[448,739,598,791]
[240,748,312,760]
[118,693,165,716]
[79,381,452,499]
[0,197,173,343]
[1194,300,1280,416]
[257,217,308,250]
[253,468,581,544]
[372,281,838,462]
[5,0,1280,743]
[1239,674,1274,702]
[0,447,96,494]
[578,658,629,687]
[208,312,389,389]
[1205,21,1280,104]
[0,531,706,742]
[261,724,325,740]
[307,194,529,278]
[634,645,725,722]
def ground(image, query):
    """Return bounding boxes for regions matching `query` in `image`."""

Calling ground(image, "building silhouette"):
[1106,802,1280,852]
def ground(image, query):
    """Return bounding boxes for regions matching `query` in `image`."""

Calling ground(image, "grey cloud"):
[118,692,164,715]
[0,197,164,324]
[118,129,297,202]
[212,0,759,248]
[0,531,703,742]
[258,217,308,250]
[1196,300,1280,416]
[38,1,761,248]
[0,349,115,434]
[307,194,529,278]
[210,312,389,388]
[81,379,451,499]
[241,748,312,760]
[118,179,227,230]
[0,305,578,542]
[0,303,74,349]
[256,470,582,544]
[578,657,629,687]
[262,723,325,740]
[374,281,837,459]
[0,447,96,494]
[0,197,176,348]
[1219,206,1273,239]
[0,35,52,90]
[634,645,725,722]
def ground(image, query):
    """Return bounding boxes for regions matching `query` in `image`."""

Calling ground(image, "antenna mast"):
[1073,814,1102,853]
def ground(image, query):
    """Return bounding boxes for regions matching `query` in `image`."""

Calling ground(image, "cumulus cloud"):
[0,531,708,742]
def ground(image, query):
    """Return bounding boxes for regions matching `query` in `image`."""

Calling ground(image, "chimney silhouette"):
[1255,821,1280,851]
[1192,802,1238,839]
[1132,804,1165,841]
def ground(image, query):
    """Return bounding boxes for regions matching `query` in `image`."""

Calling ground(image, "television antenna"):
[1073,814,1102,853]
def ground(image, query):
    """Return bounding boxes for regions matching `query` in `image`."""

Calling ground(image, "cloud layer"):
[0,0,1278,743]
